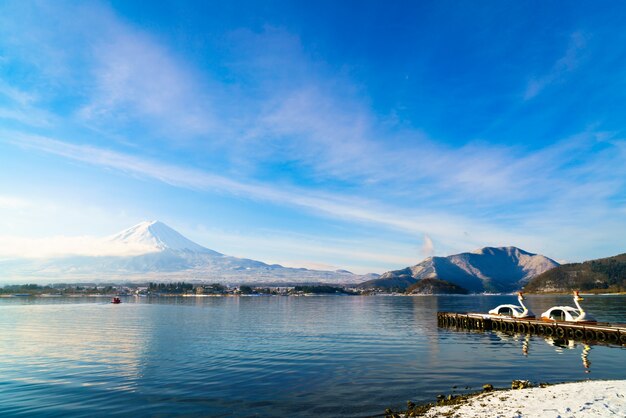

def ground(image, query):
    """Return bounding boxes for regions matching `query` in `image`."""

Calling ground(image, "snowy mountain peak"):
[107,221,217,254]
[1,221,372,284]
[360,246,559,292]
[470,246,530,256]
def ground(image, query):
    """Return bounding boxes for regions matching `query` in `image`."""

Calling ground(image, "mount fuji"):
[0,221,374,284]
[108,221,218,254]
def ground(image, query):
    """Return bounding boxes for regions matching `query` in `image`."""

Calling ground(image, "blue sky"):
[1,1,625,273]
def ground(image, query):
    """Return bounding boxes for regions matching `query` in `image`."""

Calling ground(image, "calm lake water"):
[1,294,625,417]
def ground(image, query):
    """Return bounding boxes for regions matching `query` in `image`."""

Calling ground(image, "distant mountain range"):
[0,221,378,284]
[358,246,559,293]
[7,221,598,292]
[524,252,626,293]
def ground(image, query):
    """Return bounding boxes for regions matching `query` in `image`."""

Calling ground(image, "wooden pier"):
[437,312,626,346]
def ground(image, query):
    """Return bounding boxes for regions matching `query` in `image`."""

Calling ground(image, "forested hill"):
[524,253,626,293]
[406,278,468,295]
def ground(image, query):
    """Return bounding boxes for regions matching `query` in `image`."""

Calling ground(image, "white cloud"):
[1,7,606,207]
[0,195,30,209]
[78,20,215,137]
[421,234,435,257]
[3,132,515,249]
[0,2,216,138]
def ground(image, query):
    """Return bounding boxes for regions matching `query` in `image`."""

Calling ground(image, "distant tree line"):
[148,282,194,293]
[293,285,348,294]
[0,284,117,295]
[0,284,55,295]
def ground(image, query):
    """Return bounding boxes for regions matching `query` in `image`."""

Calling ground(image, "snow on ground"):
[423,380,626,418]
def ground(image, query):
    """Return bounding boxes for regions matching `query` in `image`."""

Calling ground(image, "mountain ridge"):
[358,246,559,293]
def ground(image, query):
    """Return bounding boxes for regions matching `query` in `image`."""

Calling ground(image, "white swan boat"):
[488,292,535,318]
[540,291,596,323]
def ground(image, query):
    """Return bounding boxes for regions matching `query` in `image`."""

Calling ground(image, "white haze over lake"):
[0,235,157,258]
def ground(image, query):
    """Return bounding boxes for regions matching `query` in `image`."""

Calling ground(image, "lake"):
[0,294,625,417]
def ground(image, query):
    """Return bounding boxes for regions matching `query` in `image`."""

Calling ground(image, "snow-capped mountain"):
[1,221,373,284]
[107,221,218,254]
[358,246,559,292]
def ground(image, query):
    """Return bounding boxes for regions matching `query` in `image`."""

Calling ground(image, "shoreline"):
[385,379,626,417]
[2,291,626,299]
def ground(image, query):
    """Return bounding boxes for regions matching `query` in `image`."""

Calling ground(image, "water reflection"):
[522,334,530,356]
[492,330,595,373]
[582,344,591,371]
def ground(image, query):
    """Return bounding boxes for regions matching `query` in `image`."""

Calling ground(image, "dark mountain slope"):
[524,253,626,292]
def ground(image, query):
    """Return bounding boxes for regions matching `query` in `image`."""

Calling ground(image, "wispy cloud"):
[4,121,626,263]
[78,20,216,137]
[0,7,608,208]
[0,1,217,139]
[0,80,37,106]
[224,29,618,211]
[524,32,587,100]
[0,81,56,127]
[2,132,520,249]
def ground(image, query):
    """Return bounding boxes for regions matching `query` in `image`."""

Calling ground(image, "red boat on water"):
[111,297,121,304]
